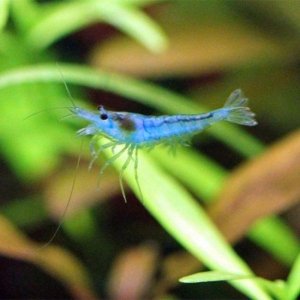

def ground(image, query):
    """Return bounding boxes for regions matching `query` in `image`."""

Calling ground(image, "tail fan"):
[224,89,257,126]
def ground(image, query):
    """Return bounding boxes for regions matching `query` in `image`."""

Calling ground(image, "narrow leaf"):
[0,0,10,31]
[287,252,300,300]
[0,215,96,299]
[27,1,167,52]
[104,144,271,300]
[100,2,167,53]
[210,129,300,242]
[179,271,253,283]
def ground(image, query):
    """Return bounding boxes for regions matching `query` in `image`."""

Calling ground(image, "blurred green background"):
[0,1,299,299]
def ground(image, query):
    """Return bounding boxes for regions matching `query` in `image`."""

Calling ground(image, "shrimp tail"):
[223,89,257,126]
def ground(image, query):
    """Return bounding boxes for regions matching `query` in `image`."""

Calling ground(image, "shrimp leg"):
[99,144,129,176]
[134,147,144,202]
[96,144,129,188]
[89,141,117,170]
[89,135,99,157]
[118,145,135,203]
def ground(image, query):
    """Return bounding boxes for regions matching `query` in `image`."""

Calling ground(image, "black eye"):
[100,113,108,120]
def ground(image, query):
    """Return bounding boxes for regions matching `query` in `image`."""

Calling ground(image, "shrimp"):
[39,88,257,247]
[71,89,257,202]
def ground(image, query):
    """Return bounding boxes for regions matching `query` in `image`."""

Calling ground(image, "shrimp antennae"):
[37,140,83,250]
[25,64,77,122]
[38,66,82,249]
[56,63,77,109]
[23,106,72,121]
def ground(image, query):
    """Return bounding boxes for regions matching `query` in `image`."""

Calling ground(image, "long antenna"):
[56,63,77,108]
[23,106,71,121]
[37,139,84,250]
[24,63,77,121]
[37,64,81,250]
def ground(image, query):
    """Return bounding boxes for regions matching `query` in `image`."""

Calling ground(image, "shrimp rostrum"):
[72,89,257,201]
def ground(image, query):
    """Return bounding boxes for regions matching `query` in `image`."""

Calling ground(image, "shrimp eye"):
[100,113,108,120]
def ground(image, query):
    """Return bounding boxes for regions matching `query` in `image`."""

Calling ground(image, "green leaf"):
[26,0,167,52]
[1,196,47,228]
[26,2,100,49]
[99,1,168,53]
[0,0,10,31]
[151,145,300,269]
[10,0,39,32]
[249,216,300,266]
[180,271,288,300]
[151,147,226,203]
[104,143,271,300]
[286,252,300,300]
[258,278,287,300]
[179,271,253,283]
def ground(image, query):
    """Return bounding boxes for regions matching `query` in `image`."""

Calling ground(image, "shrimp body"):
[74,108,211,144]
[73,89,257,147]
[71,89,257,202]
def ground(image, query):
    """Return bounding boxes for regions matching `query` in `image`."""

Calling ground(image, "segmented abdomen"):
[130,112,216,145]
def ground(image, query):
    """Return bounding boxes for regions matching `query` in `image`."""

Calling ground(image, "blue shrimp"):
[38,88,256,247]
[71,89,257,202]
